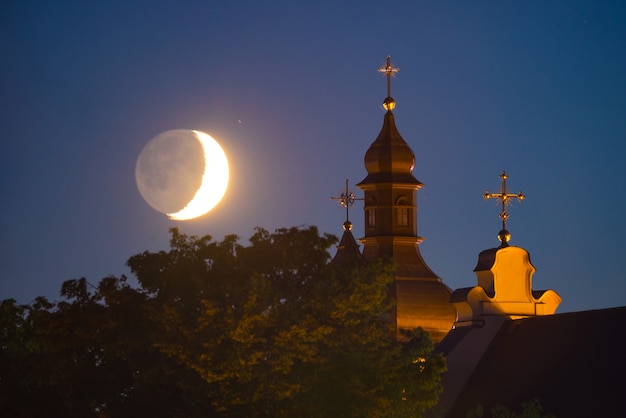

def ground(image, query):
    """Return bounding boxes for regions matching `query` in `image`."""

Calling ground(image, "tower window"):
[396,207,409,227]
[367,209,376,228]
[365,197,377,229]
[395,196,410,227]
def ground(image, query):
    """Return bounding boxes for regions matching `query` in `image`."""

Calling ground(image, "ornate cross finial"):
[377,55,399,111]
[331,179,363,231]
[483,171,525,245]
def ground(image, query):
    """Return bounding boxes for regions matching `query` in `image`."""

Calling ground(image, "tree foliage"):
[1,226,446,417]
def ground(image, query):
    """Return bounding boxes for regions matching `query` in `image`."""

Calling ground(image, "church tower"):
[357,57,455,342]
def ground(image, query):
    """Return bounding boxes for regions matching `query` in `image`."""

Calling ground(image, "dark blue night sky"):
[2,1,626,313]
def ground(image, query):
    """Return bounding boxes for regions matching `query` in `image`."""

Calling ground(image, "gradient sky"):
[2,1,625,314]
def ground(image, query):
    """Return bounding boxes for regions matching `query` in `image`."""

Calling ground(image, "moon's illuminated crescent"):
[167,131,229,220]
[135,129,229,220]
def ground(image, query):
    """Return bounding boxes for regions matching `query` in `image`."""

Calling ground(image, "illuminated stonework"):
[451,245,562,326]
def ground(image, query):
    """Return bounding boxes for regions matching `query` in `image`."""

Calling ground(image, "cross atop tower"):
[378,55,399,111]
[483,171,525,245]
[331,179,363,231]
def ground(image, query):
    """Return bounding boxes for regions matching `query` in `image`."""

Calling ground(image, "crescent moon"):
[167,130,229,220]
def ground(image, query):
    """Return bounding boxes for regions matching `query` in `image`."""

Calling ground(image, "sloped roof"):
[331,227,364,264]
[443,306,626,417]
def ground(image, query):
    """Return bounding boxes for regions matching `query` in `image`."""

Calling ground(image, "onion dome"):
[359,106,422,186]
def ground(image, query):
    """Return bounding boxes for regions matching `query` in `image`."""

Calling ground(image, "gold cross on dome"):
[330,179,363,230]
[483,171,525,243]
[378,55,399,103]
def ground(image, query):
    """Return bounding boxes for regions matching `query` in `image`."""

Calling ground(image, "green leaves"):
[1,226,446,417]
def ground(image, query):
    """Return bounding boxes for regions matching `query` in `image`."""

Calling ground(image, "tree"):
[1,226,447,417]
